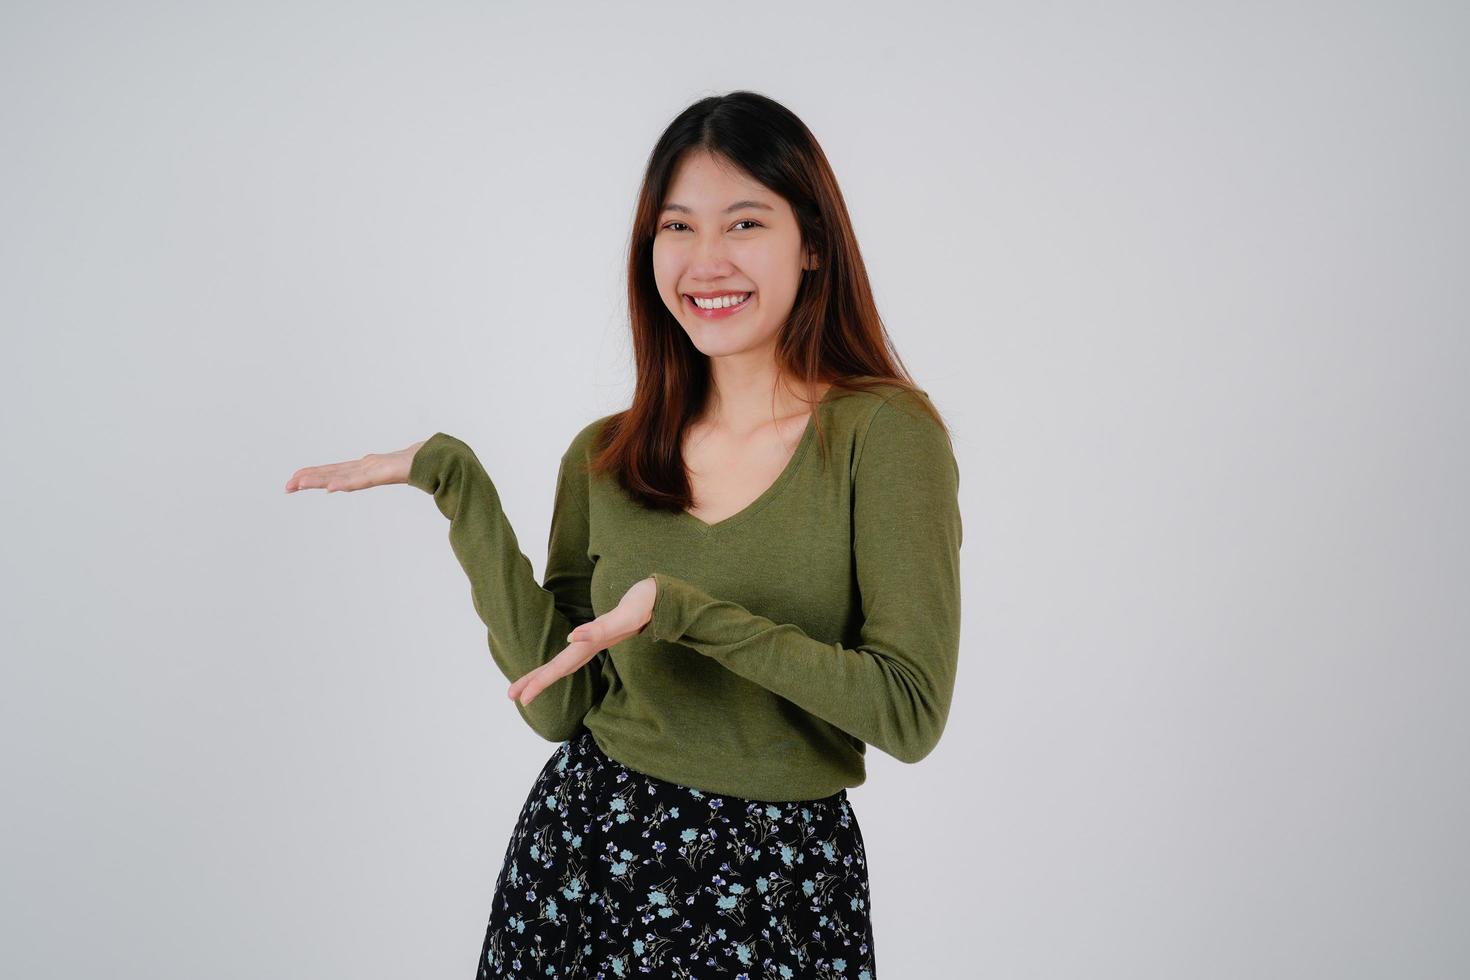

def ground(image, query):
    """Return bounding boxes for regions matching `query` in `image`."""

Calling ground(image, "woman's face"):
[652,150,816,361]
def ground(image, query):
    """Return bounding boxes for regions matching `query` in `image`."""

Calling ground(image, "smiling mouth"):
[684,292,753,316]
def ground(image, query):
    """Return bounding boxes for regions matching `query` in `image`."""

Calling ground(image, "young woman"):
[287,91,962,980]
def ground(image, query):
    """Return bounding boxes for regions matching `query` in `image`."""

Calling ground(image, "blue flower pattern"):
[476,730,875,978]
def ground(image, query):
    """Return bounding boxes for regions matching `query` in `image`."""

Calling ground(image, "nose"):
[686,230,735,281]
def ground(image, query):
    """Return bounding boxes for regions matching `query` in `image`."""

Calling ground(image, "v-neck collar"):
[675,386,834,536]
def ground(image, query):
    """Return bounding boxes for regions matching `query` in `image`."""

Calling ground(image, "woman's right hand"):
[283,438,429,493]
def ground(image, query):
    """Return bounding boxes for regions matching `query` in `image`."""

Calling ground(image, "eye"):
[658,220,763,232]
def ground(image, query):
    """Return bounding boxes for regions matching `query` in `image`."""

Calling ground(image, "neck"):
[701,362,829,433]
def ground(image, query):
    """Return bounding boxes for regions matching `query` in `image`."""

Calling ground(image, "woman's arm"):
[409,432,606,742]
[645,390,963,764]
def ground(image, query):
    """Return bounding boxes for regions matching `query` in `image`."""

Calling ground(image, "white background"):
[2,1,1466,977]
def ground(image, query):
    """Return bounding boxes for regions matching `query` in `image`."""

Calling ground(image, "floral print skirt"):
[475,728,877,979]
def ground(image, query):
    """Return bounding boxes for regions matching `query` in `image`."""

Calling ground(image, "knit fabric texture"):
[408,382,963,802]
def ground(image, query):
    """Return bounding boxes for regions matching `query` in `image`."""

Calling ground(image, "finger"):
[321,462,370,493]
[507,645,584,700]
[288,460,375,493]
[508,659,559,703]
[568,613,633,649]
[507,666,541,700]
[285,467,323,492]
[513,642,599,706]
[508,648,578,700]
[516,661,567,706]
[517,675,551,707]
[286,463,348,492]
[566,616,615,647]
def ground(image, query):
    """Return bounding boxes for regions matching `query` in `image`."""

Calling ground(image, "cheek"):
[741,242,797,279]
[650,243,678,294]
[741,254,793,297]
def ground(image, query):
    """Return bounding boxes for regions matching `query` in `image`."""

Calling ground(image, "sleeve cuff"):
[407,432,455,493]
[645,571,689,642]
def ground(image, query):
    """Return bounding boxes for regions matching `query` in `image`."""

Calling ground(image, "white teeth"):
[690,292,750,310]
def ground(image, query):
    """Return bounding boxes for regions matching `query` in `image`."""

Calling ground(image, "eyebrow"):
[660,199,775,215]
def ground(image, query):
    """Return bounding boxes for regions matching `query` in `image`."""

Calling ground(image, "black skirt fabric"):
[476,728,877,979]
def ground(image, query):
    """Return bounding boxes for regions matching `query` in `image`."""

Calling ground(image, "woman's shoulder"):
[561,410,621,465]
[829,379,940,428]
[836,381,955,475]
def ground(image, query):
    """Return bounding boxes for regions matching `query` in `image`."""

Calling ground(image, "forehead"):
[661,151,783,212]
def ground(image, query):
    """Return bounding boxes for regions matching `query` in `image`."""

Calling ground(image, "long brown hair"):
[590,90,949,512]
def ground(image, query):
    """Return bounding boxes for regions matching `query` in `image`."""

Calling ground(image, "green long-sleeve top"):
[407,383,963,802]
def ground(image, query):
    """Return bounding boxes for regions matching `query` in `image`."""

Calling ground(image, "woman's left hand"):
[507,576,658,707]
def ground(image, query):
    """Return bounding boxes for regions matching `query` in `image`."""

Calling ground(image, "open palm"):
[283,438,427,493]
[508,576,658,706]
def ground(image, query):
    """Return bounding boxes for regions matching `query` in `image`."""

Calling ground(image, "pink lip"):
[684,291,753,320]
